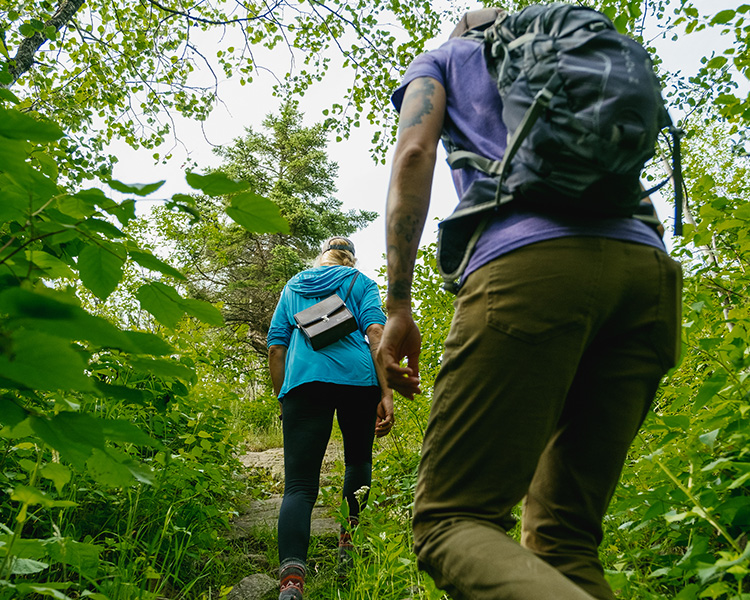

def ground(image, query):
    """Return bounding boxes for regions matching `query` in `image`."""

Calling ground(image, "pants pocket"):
[483,249,590,344]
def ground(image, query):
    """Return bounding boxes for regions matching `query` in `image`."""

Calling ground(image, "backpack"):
[436,3,684,292]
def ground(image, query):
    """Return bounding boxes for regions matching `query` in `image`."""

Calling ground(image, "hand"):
[375,392,394,438]
[375,309,422,399]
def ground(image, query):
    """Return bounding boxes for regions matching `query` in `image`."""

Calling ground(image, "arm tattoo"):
[400,79,437,129]
[388,279,411,302]
[394,214,419,244]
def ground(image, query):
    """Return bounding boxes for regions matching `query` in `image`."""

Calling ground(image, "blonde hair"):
[314,236,357,268]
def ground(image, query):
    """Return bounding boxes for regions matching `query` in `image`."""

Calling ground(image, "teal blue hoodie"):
[267,266,386,399]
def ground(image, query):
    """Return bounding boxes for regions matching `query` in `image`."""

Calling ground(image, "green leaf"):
[660,415,691,431]
[698,428,720,450]
[0,288,144,353]
[77,243,125,300]
[0,140,29,172]
[106,179,165,196]
[121,331,172,355]
[226,191,290,234]
[136,281,185,328]
[56,195,98,219]
[99,419,161,448]
[0,88,20,103]
[93,381,147,405]
[80,217,126,239]
[8,557,49,575]
[18,23,37,38]
[14,583,73,600]
[129,250,186,280]
[0,396,27,427]
[129,357,195,382]
[673,583,700,600]
[107,198,137,226]
[711,9,736,24]
[693,377,726,411]
[170,192,196,205]
[1,536,47,559]
[86,448,152,487]
[706,56,728,69]
[2,161,59,212]
[0,106,64,141]
[11,485,76,509]
[46,539,101,579]
[0,330,94,391]
[40,462,72,494]
[73,187,111,207]
[30,416,92,470]
[185,171,250,195]
[24,250,75,279]
[181,298,224,326]
[166,194,201,222]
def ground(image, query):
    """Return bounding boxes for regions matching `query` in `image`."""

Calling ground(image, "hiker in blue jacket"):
[267,237,392,600]
[375,8,682,600]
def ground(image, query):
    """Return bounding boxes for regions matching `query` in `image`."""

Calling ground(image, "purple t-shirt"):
[392,38,666,286]
[392,38,507,199]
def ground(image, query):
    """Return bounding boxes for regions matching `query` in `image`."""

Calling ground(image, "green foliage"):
[0,0,451,163]
[595,116,750,600]
[0,99,288,598]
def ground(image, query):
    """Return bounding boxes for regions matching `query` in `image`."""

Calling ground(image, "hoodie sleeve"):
[355,276,387,331]
[267,286,294,348]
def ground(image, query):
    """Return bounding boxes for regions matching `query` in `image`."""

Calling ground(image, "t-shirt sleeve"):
[267,287,294,348]
[391,48,448,112]
[355,277,387,331]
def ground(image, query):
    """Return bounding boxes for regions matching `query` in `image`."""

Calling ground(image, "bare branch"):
[145,0,273,27]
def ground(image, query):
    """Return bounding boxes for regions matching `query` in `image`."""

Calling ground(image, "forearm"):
[366,324,391,394]
[385,153,433,312]
[268,345,287,397]
[385,76,444,311]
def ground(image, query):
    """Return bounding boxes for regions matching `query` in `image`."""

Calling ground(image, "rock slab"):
[226,573,277,600]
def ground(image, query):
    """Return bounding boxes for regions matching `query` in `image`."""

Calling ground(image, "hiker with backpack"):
[376,6,683,600]
[268,237,393,600]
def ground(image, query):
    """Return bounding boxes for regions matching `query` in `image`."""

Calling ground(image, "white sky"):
[108,0,745,280]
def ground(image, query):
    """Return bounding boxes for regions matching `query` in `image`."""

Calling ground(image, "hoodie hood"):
[287,265,358,298]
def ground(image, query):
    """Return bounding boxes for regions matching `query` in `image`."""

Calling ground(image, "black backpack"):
[437,3,684,292]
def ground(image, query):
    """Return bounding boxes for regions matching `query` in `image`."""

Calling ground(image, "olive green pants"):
[413,237,682,600]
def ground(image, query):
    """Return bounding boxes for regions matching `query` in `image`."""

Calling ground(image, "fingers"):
[376,315,422,399]
[385,365,421,398]
[381,351,421,398]
[375,414,393,437]
[391,378,421,399]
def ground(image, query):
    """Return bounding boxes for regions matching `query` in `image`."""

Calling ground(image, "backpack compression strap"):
[446,71,563,207]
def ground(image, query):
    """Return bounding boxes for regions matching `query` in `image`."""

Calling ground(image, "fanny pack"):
[293,272,360,350]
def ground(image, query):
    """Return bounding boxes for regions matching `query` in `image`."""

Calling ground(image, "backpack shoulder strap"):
[343,271,360,303]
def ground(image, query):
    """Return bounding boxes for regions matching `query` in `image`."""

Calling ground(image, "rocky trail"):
[224,444,343,600]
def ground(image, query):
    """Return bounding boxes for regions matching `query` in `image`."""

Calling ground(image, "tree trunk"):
[7,0,86,86]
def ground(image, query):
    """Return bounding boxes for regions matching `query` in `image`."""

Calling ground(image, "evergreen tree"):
[151,100,376,356]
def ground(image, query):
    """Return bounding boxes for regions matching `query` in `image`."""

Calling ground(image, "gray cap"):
[449,8,503,39]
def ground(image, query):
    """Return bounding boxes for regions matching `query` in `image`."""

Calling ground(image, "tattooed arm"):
[375,76,446,398]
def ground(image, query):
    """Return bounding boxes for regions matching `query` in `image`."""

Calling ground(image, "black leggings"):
[278,382,380,563]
